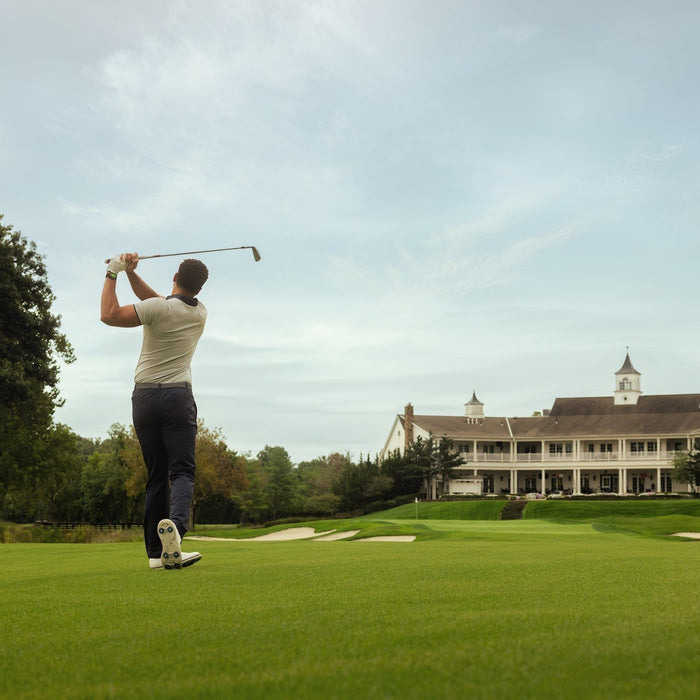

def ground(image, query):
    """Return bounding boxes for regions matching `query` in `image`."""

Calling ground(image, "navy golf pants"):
[132,386,197,558]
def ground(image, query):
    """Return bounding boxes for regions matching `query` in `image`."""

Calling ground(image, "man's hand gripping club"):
[106,253,139,279]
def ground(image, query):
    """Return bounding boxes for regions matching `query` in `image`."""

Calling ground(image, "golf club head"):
[251,246,261,262]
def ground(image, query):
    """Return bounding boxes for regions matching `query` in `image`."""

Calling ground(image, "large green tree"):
[380,449,423,497]
[433,436,463,497]
[405,434,462,498]
[232,457,267,525]
[35,424,84,522]
[331,458,380,512]
[296,452,348,515]
[191,423,248,528]
[0,217,75,517]
[80,424,143,524]
[258,445,296,520]
[673,440,700,493]
[405,435,438,497]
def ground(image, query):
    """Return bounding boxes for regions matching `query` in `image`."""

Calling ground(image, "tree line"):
[6,418,699,526]
[1,417,463,526]
[0,216,464,526]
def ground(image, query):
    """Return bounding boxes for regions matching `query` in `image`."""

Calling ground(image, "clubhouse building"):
[380,352,700,498]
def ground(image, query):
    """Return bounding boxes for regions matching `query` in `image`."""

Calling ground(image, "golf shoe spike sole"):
[157,519,182,570]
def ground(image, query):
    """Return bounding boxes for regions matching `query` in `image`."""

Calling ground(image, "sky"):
[2,0,700,463]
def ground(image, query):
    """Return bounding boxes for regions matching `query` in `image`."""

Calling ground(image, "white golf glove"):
[107,255,128,275]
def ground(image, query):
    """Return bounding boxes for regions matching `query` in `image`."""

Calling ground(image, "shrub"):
[364,499,398,514]
[302,493,341,516]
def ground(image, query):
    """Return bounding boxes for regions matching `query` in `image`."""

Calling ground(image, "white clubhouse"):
[381,352,699,498]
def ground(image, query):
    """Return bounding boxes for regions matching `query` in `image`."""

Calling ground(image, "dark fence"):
[33,521,141,530]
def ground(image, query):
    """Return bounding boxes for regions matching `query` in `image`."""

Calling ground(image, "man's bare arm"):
[100,276,141,327]
[125,255,163,301]
[100,254,141,327]
[125,270,162,300]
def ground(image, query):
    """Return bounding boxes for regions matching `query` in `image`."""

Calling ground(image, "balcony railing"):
[578,451,677,462]
[581,452,618,461]
[457,451,679,464]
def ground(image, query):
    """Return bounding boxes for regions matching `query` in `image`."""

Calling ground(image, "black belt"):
[134,382,191,389]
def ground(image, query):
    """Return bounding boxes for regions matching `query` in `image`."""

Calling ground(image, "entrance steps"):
[500,500,527,520]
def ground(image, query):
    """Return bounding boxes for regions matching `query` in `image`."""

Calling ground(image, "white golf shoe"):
[156,518,202,570]
[149,551,202,569]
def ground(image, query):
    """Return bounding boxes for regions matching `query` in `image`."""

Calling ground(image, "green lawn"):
[2,505,700,699]
[382,498,506,520]
[522,498,700,521]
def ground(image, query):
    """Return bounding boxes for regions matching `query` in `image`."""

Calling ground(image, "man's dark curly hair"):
[176,258,209,296]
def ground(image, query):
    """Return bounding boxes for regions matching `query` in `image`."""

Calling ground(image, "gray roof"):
[409,394,700,440]
[412,415,511,439]
[615,352,640,375]
[466,390,483,406]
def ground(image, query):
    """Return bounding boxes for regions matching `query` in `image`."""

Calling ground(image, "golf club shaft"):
[104,245,261,263]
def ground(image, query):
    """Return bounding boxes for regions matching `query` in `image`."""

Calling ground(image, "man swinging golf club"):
[101,252,208,570]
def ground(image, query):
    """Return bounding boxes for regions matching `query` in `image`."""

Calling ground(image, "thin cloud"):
[4,1,700,461]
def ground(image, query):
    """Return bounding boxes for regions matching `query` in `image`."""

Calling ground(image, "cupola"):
[465,391,484,423]
[614,350,641,405]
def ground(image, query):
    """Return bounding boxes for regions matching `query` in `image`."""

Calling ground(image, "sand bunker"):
[187,527,332,542]
[671,532,700,539]
[186,527,414,542]
[313,530,360,540]
[241,527,335,541]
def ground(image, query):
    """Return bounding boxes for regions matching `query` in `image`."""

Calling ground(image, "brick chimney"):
[404,403,414,453]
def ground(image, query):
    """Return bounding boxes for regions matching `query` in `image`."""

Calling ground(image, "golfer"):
[101,253,209,570]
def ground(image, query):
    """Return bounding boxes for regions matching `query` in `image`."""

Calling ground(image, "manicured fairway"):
[2,522,700,699]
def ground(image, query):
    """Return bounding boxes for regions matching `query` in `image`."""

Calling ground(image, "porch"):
[445,465,681,497]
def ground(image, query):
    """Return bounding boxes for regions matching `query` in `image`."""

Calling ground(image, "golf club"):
[104,245,261,263]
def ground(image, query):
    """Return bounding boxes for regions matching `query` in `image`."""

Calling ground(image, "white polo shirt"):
[133,295,208,384]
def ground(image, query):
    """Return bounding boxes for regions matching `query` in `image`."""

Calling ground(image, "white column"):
[620,467,627,494]
[656,467,661,493]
